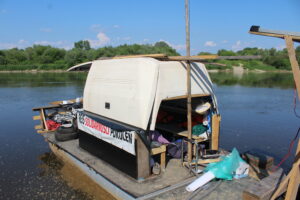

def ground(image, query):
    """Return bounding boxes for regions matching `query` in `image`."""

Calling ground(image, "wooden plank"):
[243,167,285,200]
[168,55,218,60]
[217,55,262,60]
[50,98,83,105]
[284,160,300,200]
[34,125,42,130]
[40,108,48,131]
[113,54,167,59]
[37,130,53,134]
[32,104,60,111]
[136,135,150,179]
[211,114,221,150]
[249,31,300,43]
[285,36,300,100]
[160,151,166,170]
[163,93,210,101]
[283,139,300,200]
[177,131,207,141]
[183,158,220,166]
[33,115,41,120]
[160,105,198,115]
[151,145,166,155]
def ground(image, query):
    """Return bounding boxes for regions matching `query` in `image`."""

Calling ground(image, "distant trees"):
[0,39,298,71]
[198,47,300,70]
[74,40,91,50]
[0,40,180,70]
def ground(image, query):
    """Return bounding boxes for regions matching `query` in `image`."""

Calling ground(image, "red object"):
[46,120,61,131]
[157,111,174,123]
[180,114,204,128]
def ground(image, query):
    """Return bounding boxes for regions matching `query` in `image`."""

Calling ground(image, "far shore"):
[0,69,292,73]
[0,65,293,74]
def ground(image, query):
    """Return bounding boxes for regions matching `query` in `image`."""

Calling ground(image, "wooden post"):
[211,114,221,150]
[285,36,300,100]
[137,135,150,179]
[185,0,192,163]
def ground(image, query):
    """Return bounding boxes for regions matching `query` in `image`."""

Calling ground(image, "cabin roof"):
[83,57,217,130]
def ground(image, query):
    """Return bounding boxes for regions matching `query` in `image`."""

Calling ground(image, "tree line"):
[199,47,300,70]
[0,40,299,70]
[0,41,179,70]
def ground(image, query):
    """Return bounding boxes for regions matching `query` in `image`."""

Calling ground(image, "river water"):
[0,72,299,199]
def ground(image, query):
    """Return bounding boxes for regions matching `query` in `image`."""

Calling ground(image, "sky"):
[0,0,299,55]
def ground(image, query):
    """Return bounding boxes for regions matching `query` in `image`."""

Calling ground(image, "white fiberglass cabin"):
[73,57,221,179]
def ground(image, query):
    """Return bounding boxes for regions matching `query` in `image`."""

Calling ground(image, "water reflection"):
[0,72,87,87]
[210,72,294,88]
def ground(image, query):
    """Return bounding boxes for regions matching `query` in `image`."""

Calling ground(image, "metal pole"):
[185,0,192,163]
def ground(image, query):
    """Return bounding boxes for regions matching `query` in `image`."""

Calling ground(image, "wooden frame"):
[250,26,300,200]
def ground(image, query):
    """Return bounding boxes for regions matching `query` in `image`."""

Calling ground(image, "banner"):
[77,112,136,155]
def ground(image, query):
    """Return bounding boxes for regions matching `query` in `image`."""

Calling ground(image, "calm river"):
[0,72,299,199]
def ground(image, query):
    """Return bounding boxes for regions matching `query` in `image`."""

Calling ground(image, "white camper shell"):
[75,57,220,179]
[83,57,217,130]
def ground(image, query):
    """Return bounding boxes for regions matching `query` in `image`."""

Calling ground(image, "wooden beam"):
[33,115,41,120]
[285,36,300,100]
[40,108,48,131]
[183,158,220,166]
[284,139,300,200]
[49,98,83,105]
[163,93,210,101]
[211,114,221,151]
[151,145,166,155]
[185,0,192,164]
[113,54,167,59]
[136,135,150,179]
[37,130,51,134]
[34,125,42,130]
[249,31,300,43]
[32,104,60,111]
[217,55,262,60]
[244,167,285,200]
[168,55,218,61]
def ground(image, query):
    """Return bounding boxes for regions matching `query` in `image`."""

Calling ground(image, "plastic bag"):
[204,148,247,180]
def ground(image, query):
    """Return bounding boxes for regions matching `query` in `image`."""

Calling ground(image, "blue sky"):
[0,0,299,55]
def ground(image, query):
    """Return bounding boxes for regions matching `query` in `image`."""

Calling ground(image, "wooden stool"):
[151,145,167,170]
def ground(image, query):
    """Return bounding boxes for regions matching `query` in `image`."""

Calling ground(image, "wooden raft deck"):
[43,132,195,198]
[42,132,286,200]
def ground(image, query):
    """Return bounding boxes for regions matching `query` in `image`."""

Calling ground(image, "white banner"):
[77,112,136,155]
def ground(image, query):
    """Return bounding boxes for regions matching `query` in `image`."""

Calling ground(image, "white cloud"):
[113,25,120,28]
[0,39,29,49]
[34,40,72,49]
[40,28,52,32]
[231,40,242,51]
[222,40,228,44]
[204,41,217,47]
[0,42,17,49]
[89,32,111,47]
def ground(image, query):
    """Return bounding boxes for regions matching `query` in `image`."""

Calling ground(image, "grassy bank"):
[206,60,278,71]
[0,64,68,71]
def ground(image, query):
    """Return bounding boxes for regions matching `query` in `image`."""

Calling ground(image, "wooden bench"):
[151,145,167,170]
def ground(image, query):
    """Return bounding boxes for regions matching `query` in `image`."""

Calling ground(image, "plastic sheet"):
[204,148,247,180]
